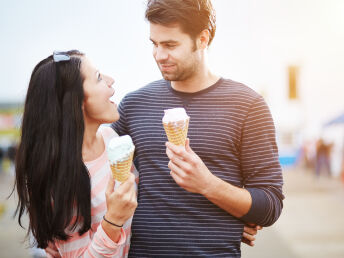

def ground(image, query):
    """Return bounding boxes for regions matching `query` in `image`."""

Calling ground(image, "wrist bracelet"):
[103,215,123,228]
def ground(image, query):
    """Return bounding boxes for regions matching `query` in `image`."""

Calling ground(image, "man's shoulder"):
[219,78,261,100]
[124,79,167,100]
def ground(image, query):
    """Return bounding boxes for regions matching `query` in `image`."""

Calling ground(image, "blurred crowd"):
[299,137,344,181]
[0,143,17,175]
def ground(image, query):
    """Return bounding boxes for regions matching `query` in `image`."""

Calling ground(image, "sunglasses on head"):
[53,51,72,101]
[53,51,71,63]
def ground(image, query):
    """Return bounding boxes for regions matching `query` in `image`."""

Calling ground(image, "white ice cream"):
[107,135,135,164]
[162,107,189,124]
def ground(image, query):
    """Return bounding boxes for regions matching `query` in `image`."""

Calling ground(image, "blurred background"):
[0,0,343,257]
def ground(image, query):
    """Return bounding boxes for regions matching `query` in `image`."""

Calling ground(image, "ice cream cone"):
[163,118,189,146]
[109,150,134,182]
[107,135,135,183]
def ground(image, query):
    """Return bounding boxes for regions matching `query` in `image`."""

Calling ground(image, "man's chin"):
[161,73,172,81]
[161,72,178,81]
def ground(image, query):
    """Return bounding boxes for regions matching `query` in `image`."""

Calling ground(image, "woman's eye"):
[97,73,102,81]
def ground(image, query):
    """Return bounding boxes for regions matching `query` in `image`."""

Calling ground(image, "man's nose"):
[154,46,168,61]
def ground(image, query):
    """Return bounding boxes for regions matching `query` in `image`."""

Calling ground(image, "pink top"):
[53,127,138,258]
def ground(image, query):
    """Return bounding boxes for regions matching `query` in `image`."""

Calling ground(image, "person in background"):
[0,147,4,174]
[7,143,17,175]
[315,138,332,177]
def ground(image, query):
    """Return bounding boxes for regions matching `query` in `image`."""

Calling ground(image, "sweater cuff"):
[240,188,269,224]
[99,223,126,248]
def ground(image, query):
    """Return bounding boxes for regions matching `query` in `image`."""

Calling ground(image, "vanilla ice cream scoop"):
[162,107,189,124]
[107,135,135,163]
[107,135,135,182]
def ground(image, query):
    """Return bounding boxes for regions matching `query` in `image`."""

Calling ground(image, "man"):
[112,0,284,256]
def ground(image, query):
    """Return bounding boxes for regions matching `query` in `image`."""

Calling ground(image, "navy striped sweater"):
[111,78,284,257]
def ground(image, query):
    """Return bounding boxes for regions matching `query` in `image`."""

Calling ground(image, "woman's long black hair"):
[14,50,91,249]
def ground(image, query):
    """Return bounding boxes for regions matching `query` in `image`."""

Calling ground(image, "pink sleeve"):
[101,126,118,140]
[55,224,126,258]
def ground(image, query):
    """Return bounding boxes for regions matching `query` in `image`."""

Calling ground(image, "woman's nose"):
[104,75,114,87]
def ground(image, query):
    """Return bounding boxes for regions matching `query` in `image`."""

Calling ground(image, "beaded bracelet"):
[103,215,123,228]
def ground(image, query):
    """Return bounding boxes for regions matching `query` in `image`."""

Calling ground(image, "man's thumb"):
[185,138,192,153]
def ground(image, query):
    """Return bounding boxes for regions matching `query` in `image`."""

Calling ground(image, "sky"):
[1,0,344,128]
[0,0,156,103]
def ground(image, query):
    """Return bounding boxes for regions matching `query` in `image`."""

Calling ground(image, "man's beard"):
[159,61,198,81]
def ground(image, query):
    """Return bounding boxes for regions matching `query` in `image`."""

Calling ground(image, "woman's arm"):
[53,174,137,257]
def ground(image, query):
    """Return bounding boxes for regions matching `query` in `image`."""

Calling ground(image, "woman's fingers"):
[242,232,256,242]
[245,223,263,231]
[241,237,254,247]
[243,225,258,235]
[119,173,135,191]
[117,173,137,207]
[45,245,61,258]
[106,175,115,198]
[106,172,137,224]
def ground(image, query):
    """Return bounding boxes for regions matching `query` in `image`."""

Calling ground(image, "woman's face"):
[81,57,119,124]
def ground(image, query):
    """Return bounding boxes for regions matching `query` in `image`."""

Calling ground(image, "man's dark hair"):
[145,0,216,45]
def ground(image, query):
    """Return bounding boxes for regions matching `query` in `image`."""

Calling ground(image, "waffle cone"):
[109,151,134,182]
[163,118,189,146]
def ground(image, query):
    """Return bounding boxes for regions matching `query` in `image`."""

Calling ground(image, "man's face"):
[150,22,200,81]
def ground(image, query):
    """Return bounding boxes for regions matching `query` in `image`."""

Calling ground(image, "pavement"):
[242,167,344,258]
[0,169,31,258]
[1,166,344,258]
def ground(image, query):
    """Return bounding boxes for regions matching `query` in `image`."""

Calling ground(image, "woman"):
[14,50,137,257]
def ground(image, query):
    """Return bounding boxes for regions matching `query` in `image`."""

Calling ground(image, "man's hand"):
[166,138,252,218]
[241,224,263,246]
[165,138,216,195]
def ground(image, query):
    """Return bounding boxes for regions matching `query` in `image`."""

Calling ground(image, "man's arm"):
[166,139,252,218]
[166,97,284,227]
[238,96,284,226]
[166,139,278,226]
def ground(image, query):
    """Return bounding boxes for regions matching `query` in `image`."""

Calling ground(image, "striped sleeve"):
[55,224,127,258]
[239,96,284,226]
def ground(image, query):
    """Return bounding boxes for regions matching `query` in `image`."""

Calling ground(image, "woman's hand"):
[241,223,263,246]
[105,173,137,226]
[45,242,61,258]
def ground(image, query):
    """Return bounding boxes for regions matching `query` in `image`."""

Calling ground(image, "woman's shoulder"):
[99,125,118,145]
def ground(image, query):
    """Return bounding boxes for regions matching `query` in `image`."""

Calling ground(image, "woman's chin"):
[105,113,120,124]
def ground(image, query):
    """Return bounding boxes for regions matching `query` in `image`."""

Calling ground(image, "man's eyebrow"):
[150,38,178,44]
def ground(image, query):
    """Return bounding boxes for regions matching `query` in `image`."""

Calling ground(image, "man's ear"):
[198,29,210,49]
